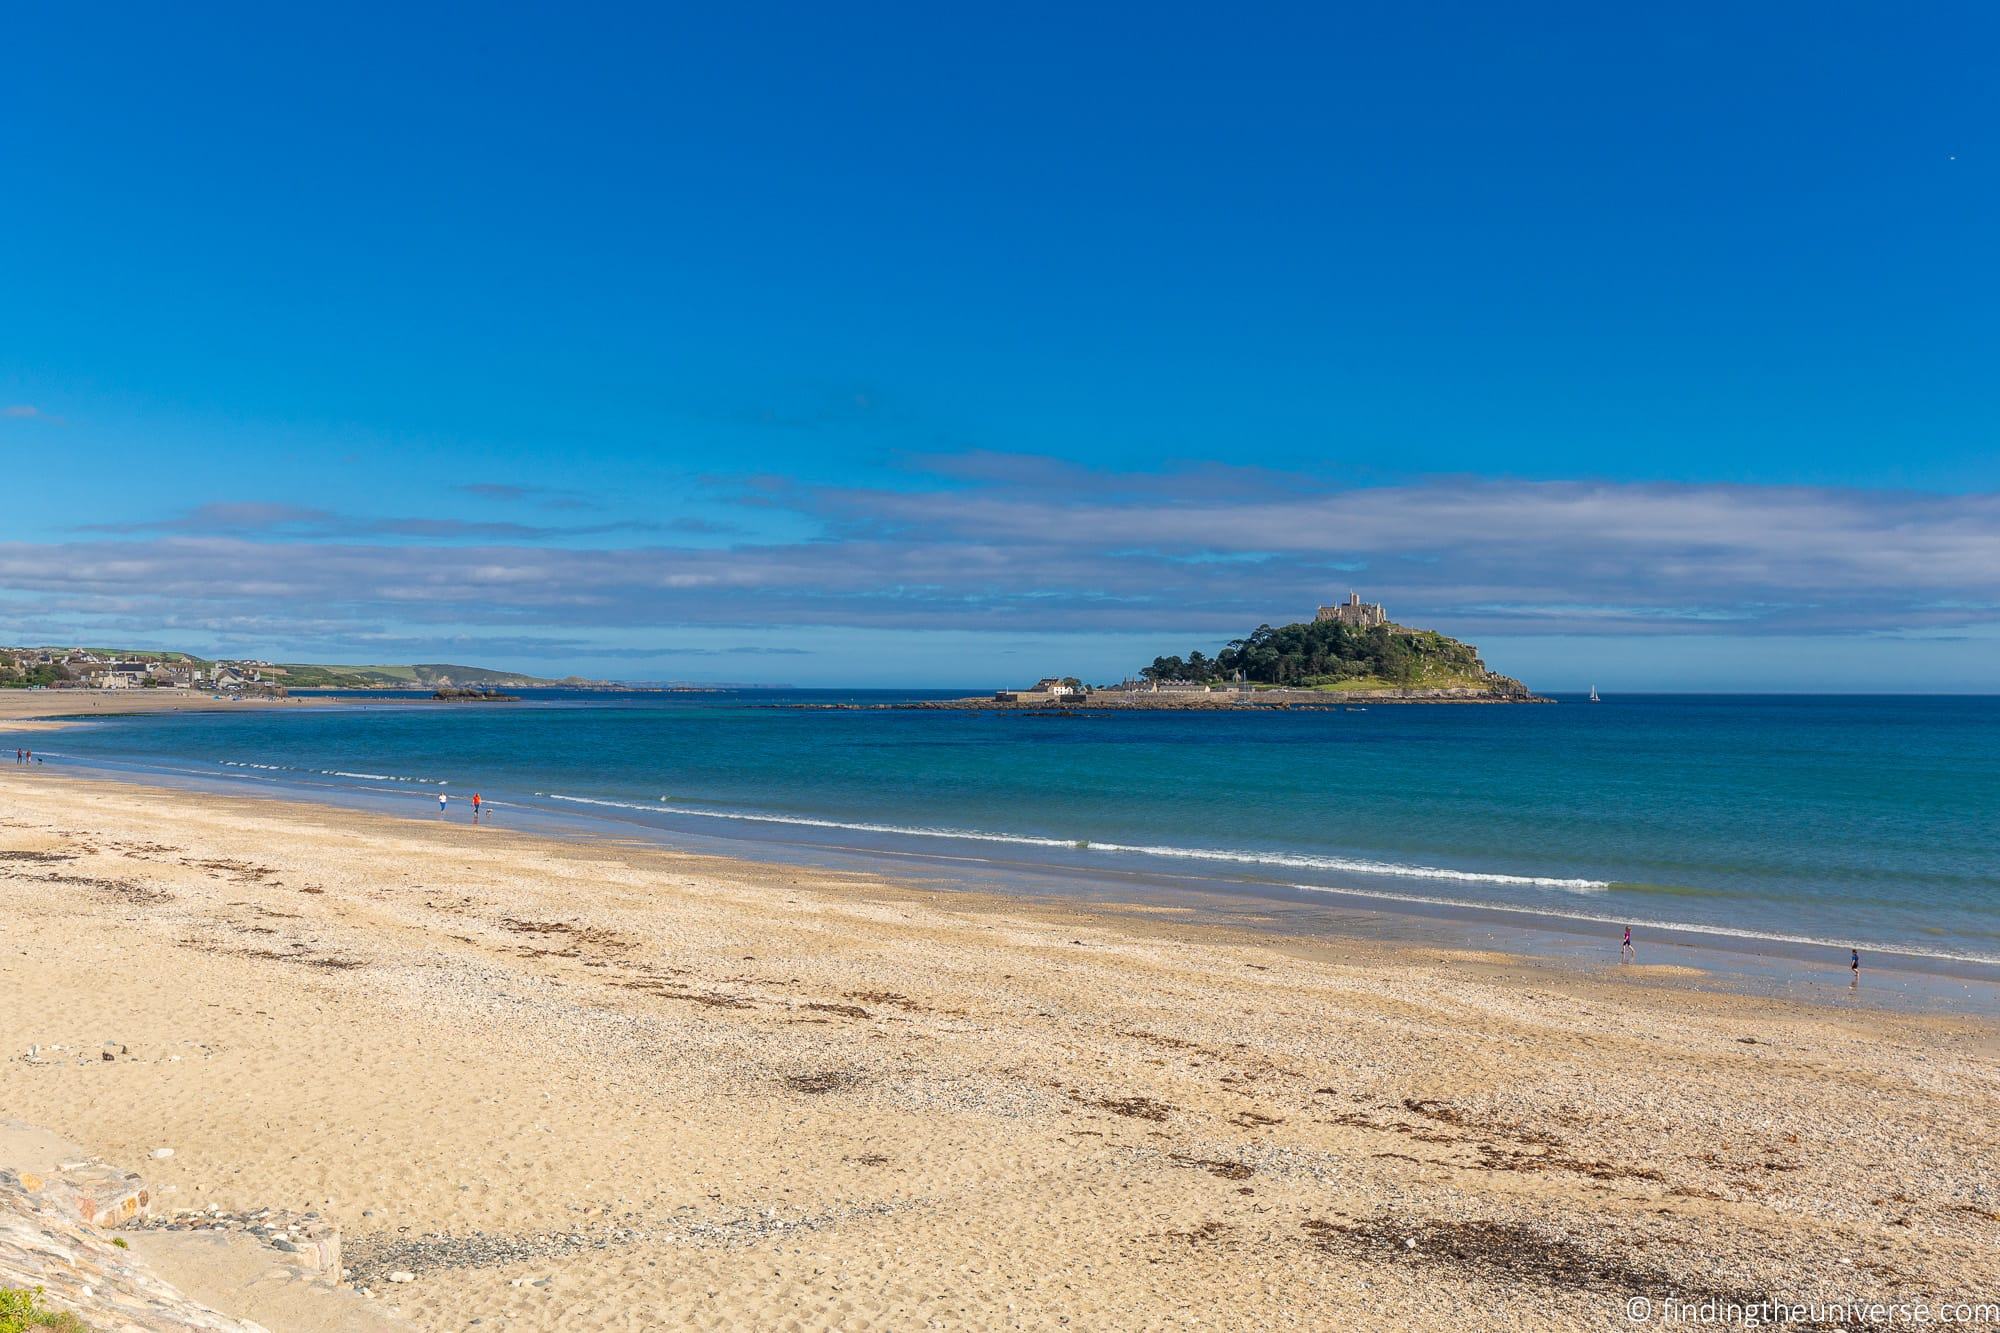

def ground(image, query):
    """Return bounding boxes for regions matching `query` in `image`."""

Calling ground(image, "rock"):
[272,1238,300,1252]
[152,1147,175,1159]
[0,1142,262,1331]
[388,1270,415,1283]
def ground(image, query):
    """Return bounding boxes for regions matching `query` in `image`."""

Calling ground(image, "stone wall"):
[0,1162,260,1332]
[0,1118,347,1332]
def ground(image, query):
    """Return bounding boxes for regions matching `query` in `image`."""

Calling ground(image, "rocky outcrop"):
[0,1120,364,1333]
[0,1157,259,1331]
[783,682,1552,712]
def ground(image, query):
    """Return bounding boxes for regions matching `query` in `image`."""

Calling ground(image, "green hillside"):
[264,662,567,689]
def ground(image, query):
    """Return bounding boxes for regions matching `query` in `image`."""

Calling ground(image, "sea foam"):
[533,792,1611,892]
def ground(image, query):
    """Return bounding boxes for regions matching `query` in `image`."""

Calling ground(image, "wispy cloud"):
[78,502,656,542]
[454,483,600,511]
[581,645,814,658]
[9,457,2000,656]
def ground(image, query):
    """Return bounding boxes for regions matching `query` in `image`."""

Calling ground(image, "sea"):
[14,691,2000,995]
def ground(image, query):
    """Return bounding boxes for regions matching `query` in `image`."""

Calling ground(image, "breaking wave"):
[533,792,1611,891]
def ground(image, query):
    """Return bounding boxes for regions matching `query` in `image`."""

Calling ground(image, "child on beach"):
[1621,926,1634,963]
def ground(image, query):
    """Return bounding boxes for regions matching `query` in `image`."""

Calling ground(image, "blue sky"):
[3,2,1996,688]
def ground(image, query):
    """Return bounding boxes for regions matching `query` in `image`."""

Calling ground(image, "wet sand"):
[1,767,1995,1330]
[0,689,339,731]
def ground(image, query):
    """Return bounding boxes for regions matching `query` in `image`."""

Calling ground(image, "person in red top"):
[472,793,482,819]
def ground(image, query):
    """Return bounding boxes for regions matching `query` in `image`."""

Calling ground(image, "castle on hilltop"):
[1315,592,1387,628]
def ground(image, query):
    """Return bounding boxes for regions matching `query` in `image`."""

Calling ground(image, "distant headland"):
[0,647,612,693]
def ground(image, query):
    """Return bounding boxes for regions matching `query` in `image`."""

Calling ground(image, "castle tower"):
[1315,591,1387,628]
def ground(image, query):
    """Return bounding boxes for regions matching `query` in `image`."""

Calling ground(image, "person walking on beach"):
[471,792,481,819]
[438,792,448,817]
[1620,926,1635,964]
[1851,948,1860,985]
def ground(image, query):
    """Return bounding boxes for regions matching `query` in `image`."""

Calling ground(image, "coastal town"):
[0,649,592,695]
[0,648,278,693]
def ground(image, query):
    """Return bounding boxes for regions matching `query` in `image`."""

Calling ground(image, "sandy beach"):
[0,690,340,732]
[2,766,1996,1330]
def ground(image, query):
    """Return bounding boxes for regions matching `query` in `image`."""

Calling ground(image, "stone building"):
[1315,592,1387,628]
[992,677,1082,703]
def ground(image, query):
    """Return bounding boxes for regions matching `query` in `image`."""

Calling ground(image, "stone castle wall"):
[1314,594,1387,628]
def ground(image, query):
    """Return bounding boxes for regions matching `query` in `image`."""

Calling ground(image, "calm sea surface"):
[17,691,2000,969]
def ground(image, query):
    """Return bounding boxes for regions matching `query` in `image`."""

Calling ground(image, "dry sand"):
[1,767,1995,1330]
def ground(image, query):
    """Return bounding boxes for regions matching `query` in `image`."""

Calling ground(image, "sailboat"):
[1588,684,1601,703]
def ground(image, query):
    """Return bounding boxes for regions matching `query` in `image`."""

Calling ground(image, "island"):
[792,594,1547,711]
[1117,592,1542,703]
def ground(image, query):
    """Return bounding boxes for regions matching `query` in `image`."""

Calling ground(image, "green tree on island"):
[1139,620,1494,690]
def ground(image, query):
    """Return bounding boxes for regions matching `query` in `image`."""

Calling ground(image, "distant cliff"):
[1137,619,1538,700]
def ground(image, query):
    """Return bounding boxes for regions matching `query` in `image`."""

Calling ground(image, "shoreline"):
[519,786,2000,1008]
[0,687,344,730]
[782,687,1553,711]
[1,766,1995,1329]
[16,727,1997,1011]
[3,764,2000,1320]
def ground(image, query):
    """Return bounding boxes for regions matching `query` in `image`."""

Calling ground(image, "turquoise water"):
[16,691,2000,967]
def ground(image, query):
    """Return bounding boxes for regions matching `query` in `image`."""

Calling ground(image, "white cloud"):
[4,462,1999,654]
